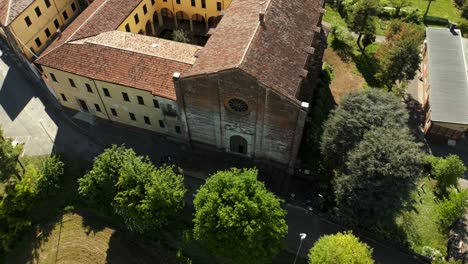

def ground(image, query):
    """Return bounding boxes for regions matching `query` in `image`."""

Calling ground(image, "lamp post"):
[293,233,307,264]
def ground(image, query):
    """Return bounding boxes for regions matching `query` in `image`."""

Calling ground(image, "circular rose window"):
[228,98,248,113]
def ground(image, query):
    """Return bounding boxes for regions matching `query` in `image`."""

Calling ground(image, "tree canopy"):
[193,168,287,264]
[308,232,374,264]
[347,0,380,52]
[426,155,466,197]
[320,89,408,169]
[335,127,424,224]
[78,145,186,234]
[0,129,22,182]
[437,189,468,230]
[377,20,424,92]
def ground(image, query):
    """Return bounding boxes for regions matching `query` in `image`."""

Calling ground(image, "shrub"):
[437,189,468,230]
[426,155,466,197]
[308,231,374,264]
[330,24,354,61]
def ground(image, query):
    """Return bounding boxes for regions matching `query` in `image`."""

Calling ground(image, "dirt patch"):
[7,212,178,264]
[323,49,364,104]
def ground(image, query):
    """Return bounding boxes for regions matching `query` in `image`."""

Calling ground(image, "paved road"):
[0,40,422,264]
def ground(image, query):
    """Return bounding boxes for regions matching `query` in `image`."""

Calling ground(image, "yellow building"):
[0,0,81,60]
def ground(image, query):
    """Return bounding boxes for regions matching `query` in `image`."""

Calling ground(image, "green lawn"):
[410,0,460,22]
[395,177,447,255]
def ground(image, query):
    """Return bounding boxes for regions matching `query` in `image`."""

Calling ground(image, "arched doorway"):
[230,135,247,155]
[175,11,190,31]
[207,16,216,28]
[191,13,206,34]
[145,21,153,36]
[161,8,174,26]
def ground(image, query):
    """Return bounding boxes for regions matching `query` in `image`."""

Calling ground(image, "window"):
[60,93,67,101]
[62,11,68,20]
[50,73,57,82]
[111,108,117,116]
[129,113,136,121]
[153,99,160,108]
[202,0,206,8]
[144,116,151,124]
[95,104,101,112]
[103,88,110,97]
[122,92,130,102]
[159,120,165,128]
[151,0,155,5]
[45,28,51,38]
[71,3,76,11]
[134,13,139,24]
[68,78,76,88]
[143,4,147,15]
[137,96,144,105]
[228,98,248,113]
[125,24,130,32]
[35,7,42,17]
[191,0,196,7]
[44,0,51,8]
[85,84,93,93]
[176,0,180,4]
[25,16,32,27]
[175,126,181,134]
[54,19,60,29]
[35,37,42,47]
[217,2,222,10]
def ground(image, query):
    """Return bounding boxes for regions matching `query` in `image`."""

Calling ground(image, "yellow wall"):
[8,0,80,60]
[42,66,186,138]
[116,0,233,35]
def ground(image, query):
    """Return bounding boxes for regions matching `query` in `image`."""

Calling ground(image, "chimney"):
[259,11,265,23]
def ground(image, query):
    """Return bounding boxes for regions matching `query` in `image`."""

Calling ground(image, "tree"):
[347,0,380,53]
[376,21,424,92]
[172,29,190,43]
[113,163,186,234]
[193,168,287,264]
[335,127,424,224]
[437,189,468,230]
[320,89,408,169]
[37,156,65,195]
[426,155,466,197]
[389,0,411,16]
[78,145,137,206]
[308,232,374,264]
[0,128,22,182]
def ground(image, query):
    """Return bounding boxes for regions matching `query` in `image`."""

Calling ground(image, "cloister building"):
[35,0,328,169]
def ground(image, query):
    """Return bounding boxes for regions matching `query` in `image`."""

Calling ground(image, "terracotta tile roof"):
[184,0,324,101]
[35,0,193,100]
[0,0,34,26]
[36,42,192,100]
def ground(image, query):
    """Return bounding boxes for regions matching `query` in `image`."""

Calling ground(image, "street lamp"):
[293,233,307,264]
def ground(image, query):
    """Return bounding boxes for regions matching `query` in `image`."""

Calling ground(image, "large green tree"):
[78,145,137,206]
[0,129,22,182]
[320,89,408,169]
[113,163,186,234]
[377,21,424,92]
[193,168,287,264]
[347,0,380,52]
[335,127,424,224]
[308,232,374,264]
[389,0,411,16]
[426,155,466,197]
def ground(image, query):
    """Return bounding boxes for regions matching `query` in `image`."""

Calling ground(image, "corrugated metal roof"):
[427,28,468,124]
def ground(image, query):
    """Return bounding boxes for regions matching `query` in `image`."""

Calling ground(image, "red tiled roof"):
[0,0,34,26]
[36,43,191,100]
[36,0,191,100]
[184,0,324,101]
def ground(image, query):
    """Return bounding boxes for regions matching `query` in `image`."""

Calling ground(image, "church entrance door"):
[230,135,247,155]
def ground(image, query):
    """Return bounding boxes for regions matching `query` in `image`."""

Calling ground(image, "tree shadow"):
[352,52,381,87]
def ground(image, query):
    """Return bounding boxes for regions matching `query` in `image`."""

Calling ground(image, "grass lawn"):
[395,177,447,255]
[410,0,460,22]
[7,212,179,264]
